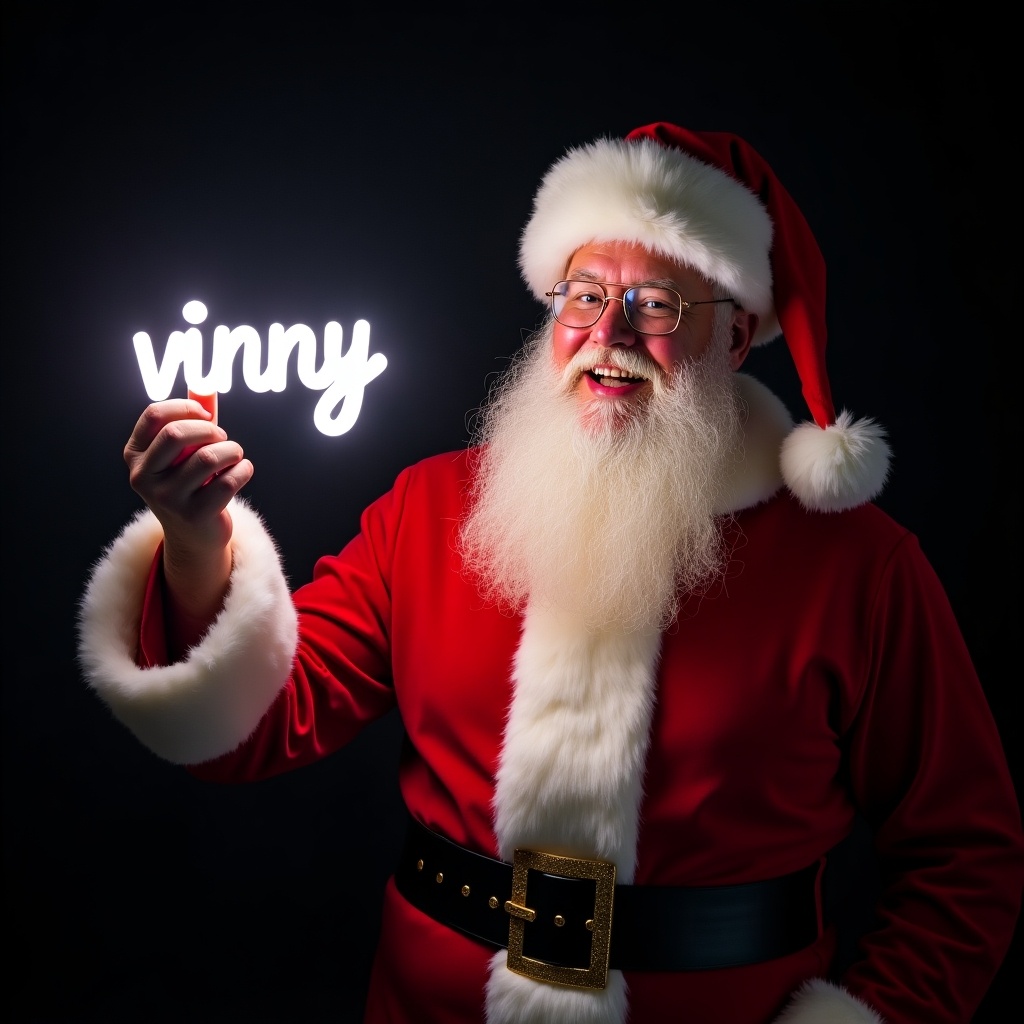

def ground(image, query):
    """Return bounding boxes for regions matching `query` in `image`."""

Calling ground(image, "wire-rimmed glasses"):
[546,279,737,336]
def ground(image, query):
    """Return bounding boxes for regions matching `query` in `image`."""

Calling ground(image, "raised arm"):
[80,396,296,765]
[123,396,253,652]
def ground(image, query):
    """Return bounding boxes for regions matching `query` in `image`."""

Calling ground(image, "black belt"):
[394,815,825,990]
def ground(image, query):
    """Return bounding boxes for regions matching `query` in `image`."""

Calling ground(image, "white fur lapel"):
[486,603,662,1024]
[481,375,792,1022]
[714,373,793,515]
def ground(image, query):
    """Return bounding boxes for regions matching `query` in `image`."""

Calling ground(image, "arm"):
[838,536,1023,1021]
[78,398,298,765]
[122,397,252,654]
[78,400,410,772]
[77,496,298,766]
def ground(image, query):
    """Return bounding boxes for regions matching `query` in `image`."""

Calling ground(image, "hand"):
[124,397,254,628]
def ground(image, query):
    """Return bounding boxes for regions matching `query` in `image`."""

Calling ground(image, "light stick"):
[188,388,218,424]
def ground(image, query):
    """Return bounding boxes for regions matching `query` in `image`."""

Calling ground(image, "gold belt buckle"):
[504,848,616,990]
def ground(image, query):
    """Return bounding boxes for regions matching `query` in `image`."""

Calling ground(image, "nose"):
[590,295,636,346]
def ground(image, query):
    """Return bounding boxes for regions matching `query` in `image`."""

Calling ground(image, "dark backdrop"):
[4,3,1020,1021]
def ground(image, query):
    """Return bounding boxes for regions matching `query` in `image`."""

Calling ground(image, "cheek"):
[646,337,686,373]
[551,323,587,370]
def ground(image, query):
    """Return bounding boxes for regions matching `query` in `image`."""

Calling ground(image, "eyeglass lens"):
[550,281,682,335]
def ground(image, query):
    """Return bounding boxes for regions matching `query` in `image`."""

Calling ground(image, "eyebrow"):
[566,269,682,289]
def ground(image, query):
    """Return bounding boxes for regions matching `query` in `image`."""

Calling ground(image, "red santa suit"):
[78,373,1024,1024]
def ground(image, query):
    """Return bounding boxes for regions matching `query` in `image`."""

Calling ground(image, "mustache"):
[559,347,662,389]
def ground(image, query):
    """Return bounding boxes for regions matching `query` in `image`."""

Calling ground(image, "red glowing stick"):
[172,389,220,467]
[188,388,218,424]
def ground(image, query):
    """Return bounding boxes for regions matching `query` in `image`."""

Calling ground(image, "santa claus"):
[78,123,1023,1023]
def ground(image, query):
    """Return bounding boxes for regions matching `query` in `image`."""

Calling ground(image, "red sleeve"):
[138,542,170,668]
[187,466,413,783]
[840,534,1024,1022]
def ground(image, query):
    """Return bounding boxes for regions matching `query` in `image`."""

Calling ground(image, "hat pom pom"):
[780,410,891,513]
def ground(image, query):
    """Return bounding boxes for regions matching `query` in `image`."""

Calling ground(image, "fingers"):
[124,399,252,530]
[131,434,246,502]
[126,418,226,483]
[125,398,218,460]
[174,452,254,516]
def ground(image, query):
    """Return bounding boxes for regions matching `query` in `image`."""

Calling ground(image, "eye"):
[631,288,681,318]
[562,284,604,309]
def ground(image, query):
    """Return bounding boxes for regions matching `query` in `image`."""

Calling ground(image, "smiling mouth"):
[588,366,647,387]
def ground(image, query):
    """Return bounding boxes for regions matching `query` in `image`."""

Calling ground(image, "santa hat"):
[518,121,890,513]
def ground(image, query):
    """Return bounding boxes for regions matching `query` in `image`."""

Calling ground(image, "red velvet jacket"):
[81,444,1023,1023]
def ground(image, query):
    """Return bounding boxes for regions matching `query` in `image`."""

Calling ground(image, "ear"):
[728,309,758,370]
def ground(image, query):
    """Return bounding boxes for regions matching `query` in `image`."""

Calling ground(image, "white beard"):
[459,313,744,633]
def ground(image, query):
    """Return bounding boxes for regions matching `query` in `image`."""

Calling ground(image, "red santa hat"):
[518,121,891,513]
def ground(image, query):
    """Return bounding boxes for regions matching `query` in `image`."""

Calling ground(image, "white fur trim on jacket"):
[518,135,779,345]
[486,952,629,1024]
[717,373,792,515]
[773,979,885,1023]
[485,604,662,1024]
[76,497,297,765]
[482,374,798,1023]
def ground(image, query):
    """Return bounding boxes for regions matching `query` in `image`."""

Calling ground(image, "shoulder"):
[751,489,910,542]
[390,447,477,501]
[727,493,955,634]
[739,490,927,582]
[399,447,476,482]
[361,448,478,533]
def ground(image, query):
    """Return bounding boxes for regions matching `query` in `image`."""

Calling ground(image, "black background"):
[3,3,1020,1021]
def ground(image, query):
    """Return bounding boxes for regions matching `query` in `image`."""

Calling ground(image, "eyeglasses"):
[546,279,737,336]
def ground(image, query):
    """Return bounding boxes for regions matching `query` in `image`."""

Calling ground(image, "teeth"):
[593,367,644,381]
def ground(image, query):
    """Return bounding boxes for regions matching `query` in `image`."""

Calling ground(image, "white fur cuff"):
[77,497,298,765]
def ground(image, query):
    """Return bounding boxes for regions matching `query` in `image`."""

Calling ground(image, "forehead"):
[565,240,708,289]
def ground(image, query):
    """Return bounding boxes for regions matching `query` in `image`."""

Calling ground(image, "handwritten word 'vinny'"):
[133,300,388,436]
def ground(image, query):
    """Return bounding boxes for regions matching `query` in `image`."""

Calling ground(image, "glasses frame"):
[545,280,737,336]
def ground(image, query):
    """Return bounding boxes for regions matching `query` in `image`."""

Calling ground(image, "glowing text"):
[133,300,388,436]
